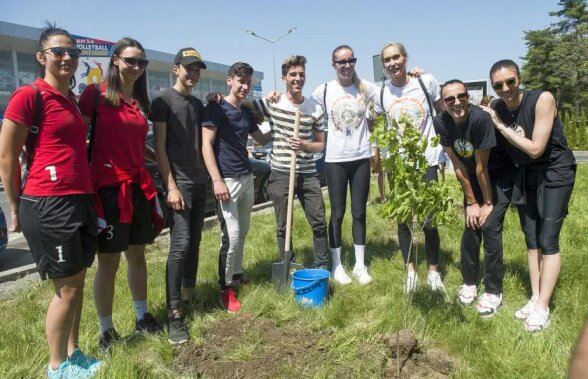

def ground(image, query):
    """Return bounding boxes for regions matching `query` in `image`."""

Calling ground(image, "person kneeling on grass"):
[433,79,514,317]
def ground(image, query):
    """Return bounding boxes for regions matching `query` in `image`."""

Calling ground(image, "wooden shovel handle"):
[284,110,300,252]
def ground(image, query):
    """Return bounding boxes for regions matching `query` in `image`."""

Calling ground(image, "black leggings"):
[326,159,371,248]
[398,165,440,265]
[518,183,574,254]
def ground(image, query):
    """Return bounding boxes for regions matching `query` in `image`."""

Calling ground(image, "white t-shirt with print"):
[377,74,442,166]
[310,79,379,163]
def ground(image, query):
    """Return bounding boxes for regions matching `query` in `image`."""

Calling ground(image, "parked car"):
[144,132,272,215]
[0,205,8,254]
[252,142,272,162]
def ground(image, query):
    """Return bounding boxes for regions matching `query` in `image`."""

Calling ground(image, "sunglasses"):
[443,92,469,106]
[333,58,357,66]
[492,78,517,91]
[118,56,149,69]
[41,47,82,59]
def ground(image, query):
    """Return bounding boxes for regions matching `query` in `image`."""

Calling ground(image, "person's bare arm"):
[0,119,29,232]
[201,126,230,202]
[154,121,185,210]
[444,146,480,229]
[481,92,555,159]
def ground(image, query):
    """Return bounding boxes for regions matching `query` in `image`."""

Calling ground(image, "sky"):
[2,0,561,96]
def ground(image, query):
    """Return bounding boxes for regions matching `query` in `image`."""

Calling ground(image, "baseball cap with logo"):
[174,48,207,69]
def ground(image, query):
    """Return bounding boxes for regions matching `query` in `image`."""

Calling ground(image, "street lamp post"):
[245,27,297,91]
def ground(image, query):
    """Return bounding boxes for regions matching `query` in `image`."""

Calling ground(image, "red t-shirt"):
[4,78,93,196]
[78,83,148,187]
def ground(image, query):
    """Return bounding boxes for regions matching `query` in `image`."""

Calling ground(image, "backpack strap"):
[87,84,100,162]
[21,84,43,189]
[322,82,328,122]
[417,77,435,117]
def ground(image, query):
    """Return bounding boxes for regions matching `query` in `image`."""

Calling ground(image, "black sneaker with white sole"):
[135,312,163,334]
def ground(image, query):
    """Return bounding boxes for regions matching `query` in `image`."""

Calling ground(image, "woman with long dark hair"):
[482,59,575,332]
[78,37,162,351]
[0,24,101,378]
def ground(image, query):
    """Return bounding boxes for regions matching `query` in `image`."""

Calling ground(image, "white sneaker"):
[514,296,539,320]
[458,285,477,306]
[477,293,503,318]
[404,272,418,294]
[426,271,445,292]
[524,306,550,332]
[332,265,352,285]
[352,266,373,285]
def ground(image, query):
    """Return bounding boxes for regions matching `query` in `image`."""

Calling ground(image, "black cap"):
[174,47,207,69]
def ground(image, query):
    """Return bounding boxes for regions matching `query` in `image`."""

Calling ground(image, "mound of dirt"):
[384,331,454,378]
[172,315,454,378]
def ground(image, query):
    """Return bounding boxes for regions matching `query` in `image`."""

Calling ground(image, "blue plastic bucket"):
[291,269,330,308]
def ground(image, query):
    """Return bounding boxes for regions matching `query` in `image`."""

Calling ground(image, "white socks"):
[354,244,365,269]
[99,315,113,335]
[134,300,148,321]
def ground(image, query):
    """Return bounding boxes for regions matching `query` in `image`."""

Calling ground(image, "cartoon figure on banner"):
[330,95,364,137]
[81,60,104,84]
[387,97,426,132]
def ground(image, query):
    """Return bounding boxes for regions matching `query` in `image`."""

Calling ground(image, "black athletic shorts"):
[19,194,98,280]
[98,183,154,253]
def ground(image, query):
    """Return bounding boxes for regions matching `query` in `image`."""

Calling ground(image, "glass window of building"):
[17,52,37,86]
[0,50,16,93]
[147,70,170,99]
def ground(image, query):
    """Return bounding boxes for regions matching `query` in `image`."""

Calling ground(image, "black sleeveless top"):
[492,90,575,186]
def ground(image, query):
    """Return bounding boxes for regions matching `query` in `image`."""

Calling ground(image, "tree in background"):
[521,0,587,114]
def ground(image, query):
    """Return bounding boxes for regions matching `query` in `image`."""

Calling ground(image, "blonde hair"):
[332,45,365,98]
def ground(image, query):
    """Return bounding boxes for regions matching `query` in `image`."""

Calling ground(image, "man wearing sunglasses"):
[434,79,513,317]
[150,48,207,345]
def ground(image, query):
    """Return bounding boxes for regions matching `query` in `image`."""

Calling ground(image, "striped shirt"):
[254,96,324,174]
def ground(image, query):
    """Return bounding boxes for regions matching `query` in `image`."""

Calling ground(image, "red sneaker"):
[219,288,241,313]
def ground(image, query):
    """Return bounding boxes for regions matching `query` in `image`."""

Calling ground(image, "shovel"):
[272,110,303,292]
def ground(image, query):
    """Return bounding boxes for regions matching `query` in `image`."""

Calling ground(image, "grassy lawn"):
[1,165,587,378]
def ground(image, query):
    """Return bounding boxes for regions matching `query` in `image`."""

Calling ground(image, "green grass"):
[1,166,587,378]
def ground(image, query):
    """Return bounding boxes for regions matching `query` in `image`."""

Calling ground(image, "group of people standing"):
[0,23,575,379]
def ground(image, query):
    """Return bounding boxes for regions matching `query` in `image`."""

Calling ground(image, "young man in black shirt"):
[150,47,207,344]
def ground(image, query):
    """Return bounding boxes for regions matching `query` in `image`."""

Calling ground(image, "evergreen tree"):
[564,111,577,150]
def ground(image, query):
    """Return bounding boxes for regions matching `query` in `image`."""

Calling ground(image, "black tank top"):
[492,90,575,178]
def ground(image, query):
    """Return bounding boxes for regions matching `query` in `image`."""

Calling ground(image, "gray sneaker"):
[168,316,189,345]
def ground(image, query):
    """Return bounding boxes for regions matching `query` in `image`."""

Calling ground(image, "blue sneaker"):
[47,360,93,379]
[69,348,102,375]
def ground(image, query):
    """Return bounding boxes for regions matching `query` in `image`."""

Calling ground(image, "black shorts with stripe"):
[19,194,98,280]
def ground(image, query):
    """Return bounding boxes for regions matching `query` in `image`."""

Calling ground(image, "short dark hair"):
[489,59,520,80]
[441,79,468,96]
[281,55,306,76]
[228,62,253,78]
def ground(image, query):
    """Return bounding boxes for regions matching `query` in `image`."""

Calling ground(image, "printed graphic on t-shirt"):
[330,95,364,137]
[454,139,474,158]
[386,97,426,131]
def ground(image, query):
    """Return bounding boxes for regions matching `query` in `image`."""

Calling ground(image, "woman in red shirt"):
[0,25,100,378]
[78,37,162,352]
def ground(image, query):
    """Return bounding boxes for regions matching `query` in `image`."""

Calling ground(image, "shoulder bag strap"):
[87,84,100,162]
[417,77,435,117]
[22,84,42,189]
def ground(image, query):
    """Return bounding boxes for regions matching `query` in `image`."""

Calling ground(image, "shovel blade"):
[272,254,303,293]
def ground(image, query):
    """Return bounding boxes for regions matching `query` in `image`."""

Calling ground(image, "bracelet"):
[167,188,179,192]
[466,201,477,206]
